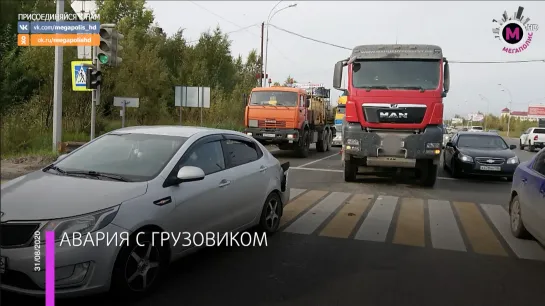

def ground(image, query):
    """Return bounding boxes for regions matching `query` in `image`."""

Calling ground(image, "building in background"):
[500,108,538,122]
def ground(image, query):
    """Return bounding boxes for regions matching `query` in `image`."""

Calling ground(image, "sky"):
[147,1,545,119]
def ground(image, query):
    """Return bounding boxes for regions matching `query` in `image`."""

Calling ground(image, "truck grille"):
[475,157,505,165]
[363,104,427,124]
[0,223,40,248]
[258,119,287,128]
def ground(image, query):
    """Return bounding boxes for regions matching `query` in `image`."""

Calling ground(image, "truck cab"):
[244,85,335,157]
[332,44,451,186]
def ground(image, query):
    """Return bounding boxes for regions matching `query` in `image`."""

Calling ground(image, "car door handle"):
[218,179,231,187]
[259,165,268,172]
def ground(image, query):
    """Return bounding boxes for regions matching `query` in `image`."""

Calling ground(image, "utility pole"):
[52,0,64,152]
[260,22,264,87]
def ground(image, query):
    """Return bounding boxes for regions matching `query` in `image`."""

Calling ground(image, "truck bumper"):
[342,123,443,168]
[244,128,300,144]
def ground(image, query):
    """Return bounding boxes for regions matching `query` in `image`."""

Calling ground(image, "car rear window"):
[533,128,545,134]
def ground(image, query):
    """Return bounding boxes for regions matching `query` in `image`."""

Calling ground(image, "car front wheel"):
[111,231,168,298]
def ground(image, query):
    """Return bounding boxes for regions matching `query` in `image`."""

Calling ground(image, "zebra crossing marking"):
[282,188,545,262]
[453,201,507,257]
[284,192,351,235]
[354,195,398,242]
[393,198,425,247]
[428,199,466,252]
[319,194,372,239]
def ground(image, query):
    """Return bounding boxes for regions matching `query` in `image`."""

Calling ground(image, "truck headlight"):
[287,134,294,139]
[458,153,473,163]
[426,142,441,149]
[507,156,519,164]
[246,132,253,136]
[248,119,258,128]
[39,206,119,242]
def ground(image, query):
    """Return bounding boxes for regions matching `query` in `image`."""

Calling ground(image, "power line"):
[268,24,351,50]
[269,24,545,64]
[186,24,260,44]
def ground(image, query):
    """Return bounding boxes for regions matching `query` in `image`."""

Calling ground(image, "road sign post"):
[114,97,140,128]
[175,86,211,126]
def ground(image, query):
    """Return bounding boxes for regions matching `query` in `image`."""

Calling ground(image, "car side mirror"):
[446,142,453,147]
[177,166,205,183]
[510,145,516,150]
[56,154,68,162]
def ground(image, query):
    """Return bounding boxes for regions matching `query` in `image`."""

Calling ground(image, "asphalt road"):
[3,138,545,306]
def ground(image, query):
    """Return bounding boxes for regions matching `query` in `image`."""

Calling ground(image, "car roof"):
[456,131,501,136]
[109,125,247,138]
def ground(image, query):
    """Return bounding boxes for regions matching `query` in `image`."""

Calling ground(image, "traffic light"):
[97,27,123,67]
[86,66,102,89]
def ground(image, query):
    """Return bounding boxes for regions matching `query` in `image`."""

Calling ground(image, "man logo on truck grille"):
[380,112,408,119]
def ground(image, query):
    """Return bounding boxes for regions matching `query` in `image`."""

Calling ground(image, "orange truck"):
[243,84,336,157]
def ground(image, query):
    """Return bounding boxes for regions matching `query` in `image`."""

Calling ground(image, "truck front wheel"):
[296,130,310,158]
[344,157,357,182]
[419,160,438,187]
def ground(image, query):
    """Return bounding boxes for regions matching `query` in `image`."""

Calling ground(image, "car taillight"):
[534,135,538,141]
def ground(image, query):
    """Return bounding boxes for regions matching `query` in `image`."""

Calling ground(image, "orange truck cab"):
[244,85,336,157]
[332,44,451,186]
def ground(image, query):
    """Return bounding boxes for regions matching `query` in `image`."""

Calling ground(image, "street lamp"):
[498,83,513,137]
[264,2,297,87]
[479,94,490,130]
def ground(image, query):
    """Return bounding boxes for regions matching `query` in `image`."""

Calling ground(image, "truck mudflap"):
[244,128,299,144]
[342,123,443,167]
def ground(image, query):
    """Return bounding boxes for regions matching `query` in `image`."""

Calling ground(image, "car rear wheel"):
[111,231,168,298]
[510,195,530,239]
[519,140,525,150]
[257,192,282,234]
[528,141,535,152]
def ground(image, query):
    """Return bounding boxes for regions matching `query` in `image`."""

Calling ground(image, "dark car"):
[443,131,519,181]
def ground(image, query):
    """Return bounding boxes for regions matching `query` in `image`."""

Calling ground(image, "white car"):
[520,127,545,152]
[0,126,290,298]
[468,126,483,132]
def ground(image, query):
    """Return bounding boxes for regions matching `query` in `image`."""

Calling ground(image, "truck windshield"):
[250,91,298,106]
[352,59,440,90]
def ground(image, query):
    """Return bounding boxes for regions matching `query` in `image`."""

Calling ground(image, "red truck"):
[333,44,451,187]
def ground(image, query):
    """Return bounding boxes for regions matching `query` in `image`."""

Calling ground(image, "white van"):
[468,126,483,132]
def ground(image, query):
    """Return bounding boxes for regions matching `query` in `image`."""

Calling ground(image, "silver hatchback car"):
[0,126,290,298]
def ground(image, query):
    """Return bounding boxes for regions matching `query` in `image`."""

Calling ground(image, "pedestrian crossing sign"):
[71,61,93,91]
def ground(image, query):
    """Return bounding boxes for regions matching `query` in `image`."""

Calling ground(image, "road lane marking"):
[428,199,466,252]
[280,190,329,227]
[284,192,351,235]
[393,198,425,247]
[453,201,507,257]
[480,204,545,261]
[289,167,458,180]
[354,195,398,242]
[289,188,307,201]
[319,194,372,238]
[297,153,339,168]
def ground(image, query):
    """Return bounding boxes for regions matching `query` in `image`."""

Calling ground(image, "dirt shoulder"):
[1,156,56,180]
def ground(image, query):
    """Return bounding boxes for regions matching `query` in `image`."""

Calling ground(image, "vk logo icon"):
[18,21,29,33]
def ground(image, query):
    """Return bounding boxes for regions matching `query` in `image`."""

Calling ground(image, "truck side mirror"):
[443,59,450,94]
[333,61,343,89]
[243,93,248,105]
